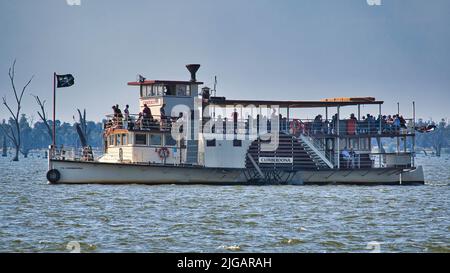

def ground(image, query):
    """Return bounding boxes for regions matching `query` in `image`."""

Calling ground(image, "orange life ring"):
[157,147,170,159]
[289,119,302,135]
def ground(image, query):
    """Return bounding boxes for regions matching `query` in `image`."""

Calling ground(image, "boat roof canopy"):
[128,80,204,86]
[209,97,384,108]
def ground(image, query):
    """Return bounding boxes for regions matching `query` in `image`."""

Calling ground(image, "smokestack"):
[186,64,201,82]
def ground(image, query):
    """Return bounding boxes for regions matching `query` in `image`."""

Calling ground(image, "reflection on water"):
[0,153,448,252]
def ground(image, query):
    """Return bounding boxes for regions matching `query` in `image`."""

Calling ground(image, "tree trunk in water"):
[1,136,6,157]
[12,147,19,161]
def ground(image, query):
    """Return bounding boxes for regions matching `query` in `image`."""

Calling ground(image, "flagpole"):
[53,72,56,148]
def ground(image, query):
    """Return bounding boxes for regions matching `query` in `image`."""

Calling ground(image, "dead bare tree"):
[33,95,53,142]
[0,59,34,161]
[77,108,88,139]
[76,108,92,145]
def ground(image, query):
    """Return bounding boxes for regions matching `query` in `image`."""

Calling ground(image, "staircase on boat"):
[297,134,334,169]
[245,133,332,173]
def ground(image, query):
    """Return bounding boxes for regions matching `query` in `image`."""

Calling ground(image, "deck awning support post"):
[336,106,340,169]
[412,101,416,167]
[287,106,290,121]
[357,104,360,121]
[378,103,382,167]
[397,102,400,154]
[378,104,382,134]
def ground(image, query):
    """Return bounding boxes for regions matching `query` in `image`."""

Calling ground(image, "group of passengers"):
[106,103,179,131]
[300,113,409,135]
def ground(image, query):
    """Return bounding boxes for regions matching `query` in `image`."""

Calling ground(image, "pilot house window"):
[150,134,162,145]
[135,134,147,145]
[165,134,177,146]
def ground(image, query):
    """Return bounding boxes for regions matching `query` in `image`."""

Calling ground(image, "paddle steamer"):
[47,64,424,185]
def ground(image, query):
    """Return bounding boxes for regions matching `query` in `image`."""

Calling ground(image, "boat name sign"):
[258,157,293,164]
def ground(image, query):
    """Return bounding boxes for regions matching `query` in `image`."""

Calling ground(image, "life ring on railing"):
[46,169,61,183]
[157,147,170,160]
[289,119,302,136]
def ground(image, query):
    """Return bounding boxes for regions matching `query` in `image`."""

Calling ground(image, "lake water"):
[0,153,449,252]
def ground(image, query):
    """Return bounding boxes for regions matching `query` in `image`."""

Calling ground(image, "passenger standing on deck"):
[112,105,119,128]
[160,103,166,120]
[143,104,152,119]
[115,104,123,128]
[115,104,122,117]
[160,103,167,130]
[143,104,152,129]
[123,104,129,129]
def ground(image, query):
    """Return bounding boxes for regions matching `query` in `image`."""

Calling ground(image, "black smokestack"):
[186,64,201,82]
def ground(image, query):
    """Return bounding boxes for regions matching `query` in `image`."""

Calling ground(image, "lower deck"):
[47,159,425,185]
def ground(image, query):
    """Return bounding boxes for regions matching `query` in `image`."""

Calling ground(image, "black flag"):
[56,74,75,88]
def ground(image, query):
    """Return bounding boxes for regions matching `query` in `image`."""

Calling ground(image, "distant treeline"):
[1,114,104,157]
[1,115,449,156]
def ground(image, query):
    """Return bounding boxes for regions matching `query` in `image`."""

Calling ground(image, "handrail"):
[50,146,99,161]
[299,134,334,168]
[104,114,174,132]
[104,114,416,137]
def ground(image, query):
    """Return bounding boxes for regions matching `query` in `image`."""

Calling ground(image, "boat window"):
[349,138,359,150]
[164,134,177,146]
[150,134,162,145]
[233,139,242,147]
[360,138,369,150]
[122,134,127,145]
[176,85,188,96]
[109,135,114,146]
[186,85,191,96]
[206,139,216,147]
[116,134,121,146]
[163,84,176,96]
[153,85,163,96]
[141,85,151,97]
[135,133,147,145]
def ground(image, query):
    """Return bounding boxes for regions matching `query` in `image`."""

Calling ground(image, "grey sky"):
[1,0,449,122]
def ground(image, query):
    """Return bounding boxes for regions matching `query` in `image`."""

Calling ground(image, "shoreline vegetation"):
[0,114,449,160]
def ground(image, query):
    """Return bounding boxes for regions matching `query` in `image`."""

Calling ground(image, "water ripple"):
[0,153,448,252]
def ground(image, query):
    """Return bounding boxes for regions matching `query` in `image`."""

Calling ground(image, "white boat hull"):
[48,160,425,185]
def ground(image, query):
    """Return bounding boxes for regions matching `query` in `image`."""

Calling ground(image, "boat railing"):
[202,116,414,138]
[50,145,100,161]
[298,126,336,166]
[103,113,416,139]
[104,114,174,132]
[279,118,415,137]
